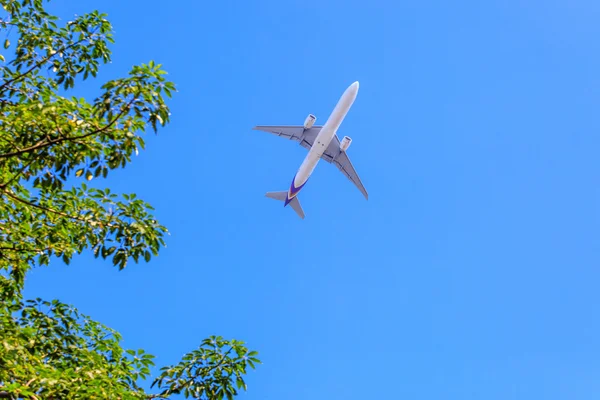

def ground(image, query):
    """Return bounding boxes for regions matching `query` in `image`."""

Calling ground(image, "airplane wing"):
[321,136,369,200]
[252,125,322,151]
[253,126,368,199]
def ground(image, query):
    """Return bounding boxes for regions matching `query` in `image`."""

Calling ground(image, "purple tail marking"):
[284,174,308,207]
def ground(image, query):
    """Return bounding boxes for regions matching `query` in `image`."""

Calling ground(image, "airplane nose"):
[339,80,360,106]
[346,81,359,96]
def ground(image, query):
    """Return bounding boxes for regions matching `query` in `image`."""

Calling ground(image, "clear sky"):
[21,0,600,398]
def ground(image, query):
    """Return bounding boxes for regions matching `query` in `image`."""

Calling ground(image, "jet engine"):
[340,135,352,151]
[304,114,316,129]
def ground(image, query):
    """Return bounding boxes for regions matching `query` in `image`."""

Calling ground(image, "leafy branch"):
[0,1,260,399]
[0,36,87,94]
[0,97,137,160]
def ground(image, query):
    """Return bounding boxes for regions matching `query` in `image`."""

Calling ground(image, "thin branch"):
[0,98,135,159]
[0,156,36,188]
[2,189,84,222]
[151,346,235,399]
[0,37,87,94]
[0,189,116,231]
[0,131,25,153]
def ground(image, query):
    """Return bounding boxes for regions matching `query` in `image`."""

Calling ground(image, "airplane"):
[253,81,368,219]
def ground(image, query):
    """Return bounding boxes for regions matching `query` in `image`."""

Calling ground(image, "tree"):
[0,1,259,398]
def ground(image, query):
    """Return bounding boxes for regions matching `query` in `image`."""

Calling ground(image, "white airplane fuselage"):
[285,81,359,206]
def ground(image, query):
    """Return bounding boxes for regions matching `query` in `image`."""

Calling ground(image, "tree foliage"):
[1,298,259,399]
[0,0,173,300]
[0,1,259,398]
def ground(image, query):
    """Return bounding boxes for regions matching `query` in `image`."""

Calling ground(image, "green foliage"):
[1,298,152,399]
[151,337,261,400]
[0,1,260,398]
[0,0,173,298]
[0,299,259,399]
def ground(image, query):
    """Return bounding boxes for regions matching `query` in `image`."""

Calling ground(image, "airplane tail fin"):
[265,191,287,201]
[265,191,305,219]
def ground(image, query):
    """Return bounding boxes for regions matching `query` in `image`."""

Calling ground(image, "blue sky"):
[20,0,600,398]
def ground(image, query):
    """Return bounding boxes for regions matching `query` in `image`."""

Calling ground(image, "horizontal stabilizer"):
[288,196,305,219]
[265,191,287,201]
[265,191,305,219]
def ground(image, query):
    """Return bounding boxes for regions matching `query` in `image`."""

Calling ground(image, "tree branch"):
[150,346,235,399]
[0,98,135,160]
[2,189,85,222]
[0,189,115,230]
[0,156,36,188]
[0,37,87,95]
